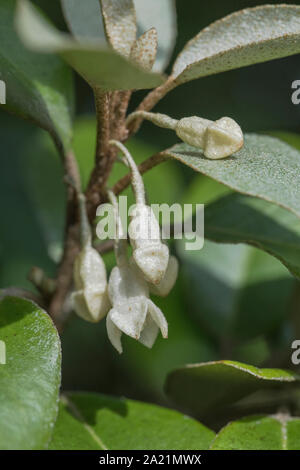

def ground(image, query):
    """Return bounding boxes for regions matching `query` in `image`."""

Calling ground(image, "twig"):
[127,77,176,136]
[85,89,113,219]
[47,144,81,332]
[112,151,168,196]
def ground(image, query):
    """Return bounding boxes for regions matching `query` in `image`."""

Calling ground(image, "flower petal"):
[133,243,169,284]
[106,313,123,354]
[109,298,148,339]
[138,314,159,348]
[147,299,168,338]
[150,255,178,297]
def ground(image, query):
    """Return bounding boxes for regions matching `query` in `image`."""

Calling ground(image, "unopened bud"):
[126,111,244,159]
[73,245,110,322]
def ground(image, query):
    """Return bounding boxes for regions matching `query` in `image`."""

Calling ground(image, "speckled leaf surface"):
[100,0,136,57]
[205,193,300,279]
[210,414,300,450]
[49,393,215,450]
[131,28,158,71]
[165,361,299,419]
[0,297,61,449]
[164,134,300,219]
[0,0,74,150]
[172,5,300,84]
[16,0,163,91]
[134,0,177,71]
[62,0,176,72]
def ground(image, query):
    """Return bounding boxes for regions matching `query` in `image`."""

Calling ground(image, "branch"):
[112,151,168,196]
[47,145,81,332]
[127,77,176,136]
[85,89,113,218]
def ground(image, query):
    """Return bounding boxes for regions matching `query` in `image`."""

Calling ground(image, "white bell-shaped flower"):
[106,189,168,354]
[109,140,169,285]
[129,204,169,285]
[106,264,168,353]
[73,244,110,322]
[72,193,110,322]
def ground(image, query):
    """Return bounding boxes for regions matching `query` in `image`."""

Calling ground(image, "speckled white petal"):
[84,287,111,321]
[108,265,149,306]
[109,298,148,339]
[138,314,159,348]
[133,243,169,285]
[150,255,179,297]
[204,117,243,159]
[175,116,211,149]
[106,313,123,354]
[147,299,168,338]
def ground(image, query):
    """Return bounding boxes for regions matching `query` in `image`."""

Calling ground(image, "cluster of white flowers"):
[72,142,178,353]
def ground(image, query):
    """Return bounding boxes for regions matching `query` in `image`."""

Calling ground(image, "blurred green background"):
[1,0,299,407]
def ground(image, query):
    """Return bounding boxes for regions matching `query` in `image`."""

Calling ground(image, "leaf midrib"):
[61,395,108,450]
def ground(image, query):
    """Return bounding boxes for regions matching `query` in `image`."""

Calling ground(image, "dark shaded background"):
[1,0,300,411]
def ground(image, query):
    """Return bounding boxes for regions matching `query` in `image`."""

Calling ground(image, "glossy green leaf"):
[172,5,300,84]
[210,414,300,450]
[164,134,300,219]
[61,0,176,71]
[177,240,293,341]
[165,360,299,419]
[0,296,61,449]
[49,393,215,450]
[0,0,74,150]
[205,193,300,280]
[100,0,136,57]
[16,0,163,90]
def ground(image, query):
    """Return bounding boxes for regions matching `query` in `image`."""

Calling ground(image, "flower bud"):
[126,111,244,159]
[73,244,110,323]
[129,204,169,285]
[176,116,243,159]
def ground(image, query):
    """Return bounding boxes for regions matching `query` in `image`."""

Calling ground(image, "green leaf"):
[164,134,300,219]
[0,0,74,150]
[61,0,176,71]
[205,193,300,280]
[0,115,56,288]
[61,0,105,40]
[210,414,300,450]
[0,296,61,449]
[172,5,300,84]
[49,393,215,450]
[16,0,163,90]
[165,360,299,420]
[100,0,136,57]
[177,240,293,341]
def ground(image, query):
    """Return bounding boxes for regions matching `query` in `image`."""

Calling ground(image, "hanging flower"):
[105,189,168,354]
[72,193,110,322]
[109,139,169,285]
